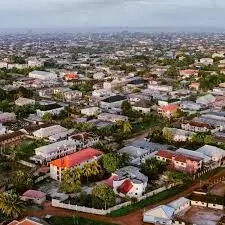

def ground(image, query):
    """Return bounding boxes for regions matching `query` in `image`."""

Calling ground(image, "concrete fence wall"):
[52,184,176,215]
[190,200,224,210]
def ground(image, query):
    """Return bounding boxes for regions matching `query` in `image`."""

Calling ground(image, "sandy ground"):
[177,206,224,225]
[209,182,225,197]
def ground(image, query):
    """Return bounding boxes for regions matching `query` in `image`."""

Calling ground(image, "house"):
[93,72,105,80]
[196,94,215,105]
[49,148,103,181]
[158,104,179,118]
[147,84,173,92]
[0,123,6,135]
[100,95,126,110]
[105,166,148,198]
[0,131,25,147]
[97,113,128,123]
[163,127,195,142]
[180,101,202,112]
[8,217,49,225]
[189,82,200,91]
[36,103,65,117]
[64,72,78,81]
[81,107,101,116]
[21,190,46,205]
[0,112,16,123]
[143,205,175,224]
[118,146,149,159]
[69,132,99,149]
[181,120,218,133]
[200,58,214,65]
[176,148,211,164]
[132,99,151,114]
[29,70,57,80]
[32,125,68,139]
[155,150,203,174]
[92,89,112,98]
[167,197,191,214]
[15,97,35,106]
[197,145,225,162]
[31,140,77,163]
[180,69,198,78]
[63,90,82,101]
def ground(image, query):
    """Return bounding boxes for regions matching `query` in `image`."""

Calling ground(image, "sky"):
[0,0,225,29]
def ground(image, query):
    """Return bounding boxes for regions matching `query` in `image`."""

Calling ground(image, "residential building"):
[155,150,203,174]
[92,89,112,98]
[132,99,151,114]
[69,132,99,149]
[29,70,57,80]
[63,90,82,101]
[81,107,101,116]
[36,104,65,118]
[100,95,126,110]
[147,84,173,92]
[180,69,198,78]
[0,112,16,123]
[97,113,128,123]
[105,166,148,198]
[15,97,35,106]
[32,140,77,163]
[32,125,68,139]
[158,104,179,118]
[8,217,49,225]
[0,131,25,147]
[181,120,218,133]
[196,94,215,105]
[49,148,103,181]
[163,127,195,142]
[196,145,225,162]
[21,190,46,205]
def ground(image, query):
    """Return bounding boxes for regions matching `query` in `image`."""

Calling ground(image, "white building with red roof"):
[104,166,148,198]
[49,148,103,181]
[158,104,179,118]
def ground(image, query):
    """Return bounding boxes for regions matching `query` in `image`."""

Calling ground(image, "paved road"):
[26,169,225,225]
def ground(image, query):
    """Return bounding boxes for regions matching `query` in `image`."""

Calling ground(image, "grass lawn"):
[109,185,188,217]
[48,216,116,225]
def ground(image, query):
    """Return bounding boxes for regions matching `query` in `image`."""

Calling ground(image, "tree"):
[119,152,131,167]
[163,171,191,185]
[92,184,116,209]
[122,121,133,134]
[89,161,101,177]
[101,154,119,174]
[163,128,174,143]
[121,101,133,117]
[141,158,167,182]
[165,66,179,77]
[11,170,34,194]
[0,192,24,219]
[42,113,53,122]
[82,162,93,183]
[60,169,81,193]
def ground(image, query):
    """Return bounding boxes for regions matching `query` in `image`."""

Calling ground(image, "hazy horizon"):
[0,0,224,30]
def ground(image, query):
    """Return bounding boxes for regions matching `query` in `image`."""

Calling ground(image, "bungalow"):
[97,113,128,123]
[132,99,151,114]
[68,132,99,149]
[81,107,101,116]
[100,95,126,110]
[155,150,203,174]
[0,112,16,123]
[49,148,103,181]
[31,140,77,163]
[199,58,214,65]
[196,145,225,162]
[15,97,35,106]
[32,125,68,139]
[196,94,215,106]
[105,166,148,198]
[180,69,198,78]
[158,104,179,118]
[21,190,46,205]
[163,127,195,142]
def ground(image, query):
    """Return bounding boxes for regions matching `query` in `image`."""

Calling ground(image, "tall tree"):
[101,154,119,174]
[0,192,24,219]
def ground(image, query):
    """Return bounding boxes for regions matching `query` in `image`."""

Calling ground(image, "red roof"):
[180,69,198,75]
[50,148,103,168]
[22,190,46,199]
[160,104,178,112]
[65,73,78,80]
[118,179,133,194]
[155,150,176,159]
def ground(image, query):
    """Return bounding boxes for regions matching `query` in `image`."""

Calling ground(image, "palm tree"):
[73,166,82,181]
[82,162,93,183]
[89,161,100,177]
[0,192,24,219]
[122,121,133,134]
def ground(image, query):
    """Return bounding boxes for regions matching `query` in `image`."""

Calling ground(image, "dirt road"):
[26,169,225,225]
